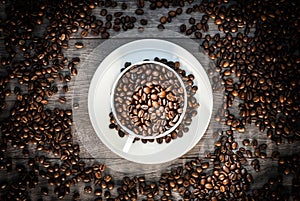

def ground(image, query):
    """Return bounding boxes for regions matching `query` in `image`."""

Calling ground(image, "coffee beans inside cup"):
[112,61,187,137]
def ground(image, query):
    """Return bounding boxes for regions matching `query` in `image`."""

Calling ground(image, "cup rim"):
[110,60,188,140]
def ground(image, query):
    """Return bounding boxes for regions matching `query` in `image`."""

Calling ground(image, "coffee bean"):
[137,0,144,8]
[157,24,165,30]
[242,139,250,146]
[140,19,148,25]
[75,42,84,49]
[179,24,186,33]
[105,21,112,29]
[185,28,193,35]
[189,17,195,25]
[114,12,123,18]
[101,32,110,39]
[94,189,102,196]
[121,2,127,10]
[104,190,111,199]
[194,32,202,39]
[168,11,176,18]
[100,9,107,16]
[58,97,66,104]
[160,16,167,24]
[135,8,144,15]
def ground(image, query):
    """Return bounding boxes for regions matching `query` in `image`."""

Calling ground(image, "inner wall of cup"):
[111,61,187,139]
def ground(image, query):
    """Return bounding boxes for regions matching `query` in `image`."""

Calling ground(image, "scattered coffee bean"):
[75,42,84,49]
[100,9,107,16]
[0,1,298,200]
[135,8,144,15]
[140,19,148,25]
[157,24,165,30]
[84,186,93,193]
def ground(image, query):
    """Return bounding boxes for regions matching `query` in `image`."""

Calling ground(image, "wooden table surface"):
[0,1,299,200]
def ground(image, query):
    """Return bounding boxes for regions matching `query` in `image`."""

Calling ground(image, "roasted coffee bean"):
[104,190,111,198]
[160,16,167,24]
[157,24,165,30]
[189,17,195,25]
[114,12,123,18]
[186,7,193,14]
[94,189,102,196]
[179,24,186,33]
[75,42,84,49]
[135,8,144,15]
[100,9,107,16]
[140,19,148,25]
[194,32,202,39]
[137,0,144,8]
[106,14,113,22]
[105,21,112,29]
[121,2,127,10]
[242,139,250,146]
[84,186,93,193]
[58,97,66,104]
[81,29,89,37]
[168,11,176,18]
[101,32,110,39]
[113,24,121,32]
[71,67,78,76]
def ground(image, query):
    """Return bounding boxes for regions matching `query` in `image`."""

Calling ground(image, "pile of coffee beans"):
[0,0,299,200]
[113,62,186,137]
[110,58,199,144]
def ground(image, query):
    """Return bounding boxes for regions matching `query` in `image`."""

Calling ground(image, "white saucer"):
[88,39,213,164]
